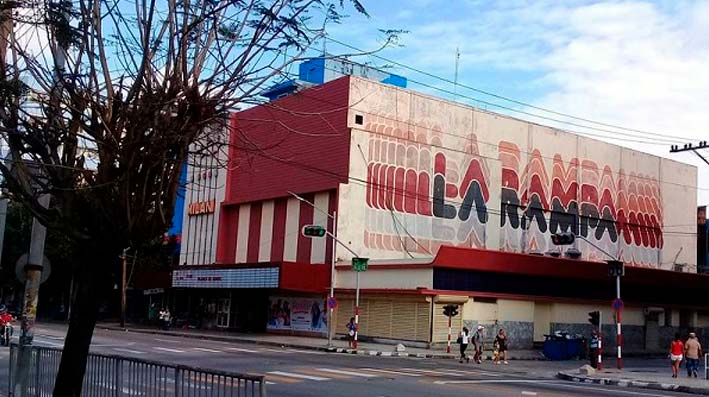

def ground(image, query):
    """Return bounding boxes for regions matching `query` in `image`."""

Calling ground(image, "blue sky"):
[324,0,709,204]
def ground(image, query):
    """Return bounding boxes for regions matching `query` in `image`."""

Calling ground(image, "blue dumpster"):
[543,332,583,360]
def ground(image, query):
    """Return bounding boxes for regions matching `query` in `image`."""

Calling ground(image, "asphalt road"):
[0,324,701,397]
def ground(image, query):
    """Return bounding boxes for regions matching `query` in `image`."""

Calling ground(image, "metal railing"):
[705,353,708,380]
[7,344,266,396]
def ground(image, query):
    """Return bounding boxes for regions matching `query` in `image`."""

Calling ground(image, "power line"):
[316,61,680,146]
[245,94,709,193]
[325,37,701,143]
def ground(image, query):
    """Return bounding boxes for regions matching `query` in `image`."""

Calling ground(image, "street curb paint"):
[556,371,709,395]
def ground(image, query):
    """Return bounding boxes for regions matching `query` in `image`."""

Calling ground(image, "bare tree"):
[0,0,394,393]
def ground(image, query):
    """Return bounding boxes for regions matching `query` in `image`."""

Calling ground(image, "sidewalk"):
[95,322,546,360]
[558,367,709,395]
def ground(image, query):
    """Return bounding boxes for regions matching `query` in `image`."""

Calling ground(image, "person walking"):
[159,308,171,330]
[472,325,484,364]
[495,328,509,365]
[458,327,470,363]
[684,332,703,378]
[346,317,356,348]
[669,333,684,378]
[589,330,600,369]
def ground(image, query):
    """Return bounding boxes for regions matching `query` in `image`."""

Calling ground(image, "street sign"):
[612,298,624,311]
[352,257,368,272]
[15,254,51,284]
[327,297,338,310]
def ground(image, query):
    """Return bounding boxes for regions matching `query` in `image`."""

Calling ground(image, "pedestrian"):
[472,325,484,364]
[458,327,470,363]
[589,330,600,369]
[494,328,509,365]
[346,317,356,348]
[669,333,684,378]
[159,308,171,330]
[684,332,703,378]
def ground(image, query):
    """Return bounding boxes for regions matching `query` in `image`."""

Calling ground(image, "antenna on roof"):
[453,46,460,99]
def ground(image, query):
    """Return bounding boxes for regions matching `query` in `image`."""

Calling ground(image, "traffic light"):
[443,304,459,318]
[301,225,326,238]
[607,260,625,277]
[550,232,576,245]
[588,310,600,326]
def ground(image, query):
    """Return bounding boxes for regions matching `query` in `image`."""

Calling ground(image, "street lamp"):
[551,232,624,370]
[288,192,338,348]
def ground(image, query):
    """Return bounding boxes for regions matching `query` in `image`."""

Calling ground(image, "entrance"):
[216,298,231,328]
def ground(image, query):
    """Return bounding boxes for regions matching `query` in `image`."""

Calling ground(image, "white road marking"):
[37,334,64,340]
[225,347,259,353]
[315,368,378,378]
[443,368,503,377]
[193,347,222,353]
[288,349,327,355]
[34,340,63,347]
[262,348,294,354]
[400,368,465,377]
[358,368,422,377]
[153,347,185,353]
[521,392,537,396]
[266,381,276,385]
[113,348,146,354]
[267,371,330,381]
[155,338,181,344]
[434,379,558,385]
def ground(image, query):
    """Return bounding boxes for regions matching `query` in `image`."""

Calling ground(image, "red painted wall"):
[226,76,352,205]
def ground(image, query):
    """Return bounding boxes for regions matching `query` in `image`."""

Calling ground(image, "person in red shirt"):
[669,333,684,378]
[0,305,13,346]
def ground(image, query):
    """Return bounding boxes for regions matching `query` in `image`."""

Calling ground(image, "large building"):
[172,61,708,352]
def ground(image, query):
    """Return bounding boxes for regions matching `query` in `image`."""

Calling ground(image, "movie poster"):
[267,296,327,333]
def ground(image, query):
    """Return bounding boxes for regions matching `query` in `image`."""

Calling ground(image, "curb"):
[97,325,546,361]
[556,371,709,395]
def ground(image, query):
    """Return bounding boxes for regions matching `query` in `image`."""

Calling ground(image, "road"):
[0,324,700,397]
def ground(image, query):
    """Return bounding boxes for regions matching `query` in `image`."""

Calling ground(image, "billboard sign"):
[267,296,327,334]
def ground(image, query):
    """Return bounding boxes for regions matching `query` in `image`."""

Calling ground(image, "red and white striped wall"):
[217,190,337,265]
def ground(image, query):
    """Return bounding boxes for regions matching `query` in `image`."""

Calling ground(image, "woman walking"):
[459,327,470,363]
[669,333,684,378]
[495,328,509,365]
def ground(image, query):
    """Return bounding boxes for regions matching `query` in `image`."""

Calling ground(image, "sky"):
[325,0,709,205]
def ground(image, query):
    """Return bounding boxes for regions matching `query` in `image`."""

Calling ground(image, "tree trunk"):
[53,260,103,396]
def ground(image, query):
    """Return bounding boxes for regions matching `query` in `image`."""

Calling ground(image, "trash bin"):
[543,331,583,360]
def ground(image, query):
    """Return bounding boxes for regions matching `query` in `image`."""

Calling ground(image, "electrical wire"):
[324,38,702,143]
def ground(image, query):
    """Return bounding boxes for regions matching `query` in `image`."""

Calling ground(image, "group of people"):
[458,326,509,365]
[0,305,14,346]
[669,332,703,378]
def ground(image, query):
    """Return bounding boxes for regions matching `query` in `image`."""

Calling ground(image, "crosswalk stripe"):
[400,368,464,377]
[225,347,259,353]
[155,338,181,344]
[262,374,300,384]
[153,347,185,353]
[193,347,222,353]
[113,348,146,354]
[315,368,378,378]
[440,368,502,377]
[267,371,330,381]
[358,368,422,377]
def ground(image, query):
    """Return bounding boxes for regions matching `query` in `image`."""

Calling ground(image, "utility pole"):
[13,194,50,397]
[552,232,624,370]
[288,192,338,347]
[670,141,709,166]
[120,248,129,328]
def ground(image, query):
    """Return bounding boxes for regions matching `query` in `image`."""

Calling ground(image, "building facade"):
[173,70,707,351]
